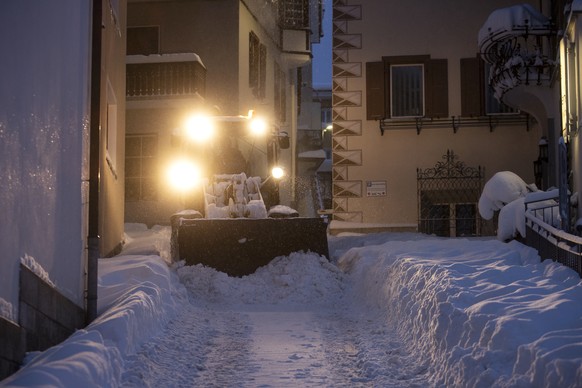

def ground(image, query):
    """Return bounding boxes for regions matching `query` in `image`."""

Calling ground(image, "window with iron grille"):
[249,32,266,99]
[274,62,286,123]
[460,56,518,116]
[366,55,448,120]
[125,134,158,201]
[390,64,424,118]
[278,0,309,29]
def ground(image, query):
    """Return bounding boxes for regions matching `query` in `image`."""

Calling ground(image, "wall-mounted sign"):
[366,180,386,197]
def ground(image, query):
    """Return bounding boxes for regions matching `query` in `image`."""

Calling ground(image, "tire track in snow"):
[121,302,429,387]
[120,252,431,387]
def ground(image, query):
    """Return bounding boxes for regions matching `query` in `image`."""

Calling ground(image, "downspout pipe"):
[87,0,102,325]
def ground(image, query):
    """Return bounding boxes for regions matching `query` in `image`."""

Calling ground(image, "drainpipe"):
[87,0,102,325]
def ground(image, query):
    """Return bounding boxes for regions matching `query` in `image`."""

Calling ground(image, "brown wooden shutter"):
[425,59,448,118]
[366,61,385,120]
[460,57,483,117]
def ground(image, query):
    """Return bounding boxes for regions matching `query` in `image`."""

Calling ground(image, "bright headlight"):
[249,117,267,136]
[167,159,201,192]
[184,115,214,143]
[271,166,285,180]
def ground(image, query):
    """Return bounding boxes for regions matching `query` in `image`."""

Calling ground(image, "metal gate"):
[417,150,484,237]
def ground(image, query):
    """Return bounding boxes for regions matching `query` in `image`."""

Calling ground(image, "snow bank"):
[3,227,582,387]
[175,251,344,307]
[2,253,187,387]
[478,171,530,220]
[338,238,582,387]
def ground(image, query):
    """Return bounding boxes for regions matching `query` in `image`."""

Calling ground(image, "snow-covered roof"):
[478,4,552,60]
[298,149,326,159]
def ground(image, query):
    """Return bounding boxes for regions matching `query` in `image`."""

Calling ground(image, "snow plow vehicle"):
[168,111,329,276]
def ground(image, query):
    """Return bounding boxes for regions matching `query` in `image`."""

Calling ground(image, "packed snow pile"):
[339,238,582,387]
[479,171,538,241]
[478,171,531,220]
[3,226,582,387]
[3,252,187,387]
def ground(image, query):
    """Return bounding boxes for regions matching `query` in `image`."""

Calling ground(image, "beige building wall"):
[331,0,544,232]
[126,0,306,225]
[100,0,128,256]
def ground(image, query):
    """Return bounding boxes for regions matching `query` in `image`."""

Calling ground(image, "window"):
[460,56,517,116]
[484,63,517,115]
[390,64,424,117]
[106,79,118,177]
[366,55,448,120]
[249,32,267,99]
[127,26,159,55]
[125,134,158,201]
[321,107,332,125]
[274,62,286,122]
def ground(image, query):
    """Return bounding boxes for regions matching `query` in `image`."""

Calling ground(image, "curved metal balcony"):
[478,4,555,100]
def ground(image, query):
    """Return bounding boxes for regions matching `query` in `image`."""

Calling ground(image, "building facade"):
[125,0,322,226]
[0,0,127,378]
[329,0,544,236]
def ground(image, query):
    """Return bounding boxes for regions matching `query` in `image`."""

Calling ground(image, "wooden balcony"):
[126,53,206,104]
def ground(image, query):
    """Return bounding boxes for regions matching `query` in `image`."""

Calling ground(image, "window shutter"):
[259,43,267,99]
[425,59,448,118]
[366,61,385,120]
[460,57,483,116]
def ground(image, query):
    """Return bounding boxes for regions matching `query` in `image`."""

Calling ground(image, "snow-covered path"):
[5,227,582,387]
[120,252,429,387]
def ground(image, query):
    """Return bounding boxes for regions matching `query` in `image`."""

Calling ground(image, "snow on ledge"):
[126,53,205,66]
[20,253,55,287]
[479,4,551,52]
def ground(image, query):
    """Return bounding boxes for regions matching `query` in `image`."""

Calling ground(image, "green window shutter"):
[425,58,448,118]
[366,61,385,120]
[460,57,483,117]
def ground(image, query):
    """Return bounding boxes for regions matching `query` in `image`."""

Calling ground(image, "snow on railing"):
[524,192,582,276]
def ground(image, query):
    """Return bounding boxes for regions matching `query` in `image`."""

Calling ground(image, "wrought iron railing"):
[278,0,309,29]
[126,59,206,99]
[417,150,484,237]
[525,191,582,277]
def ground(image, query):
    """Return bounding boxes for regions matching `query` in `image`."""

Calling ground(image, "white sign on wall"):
[366,180,386,197]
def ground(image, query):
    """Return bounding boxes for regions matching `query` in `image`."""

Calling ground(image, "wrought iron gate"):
[417,150,484,237]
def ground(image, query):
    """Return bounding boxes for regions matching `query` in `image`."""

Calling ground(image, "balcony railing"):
[278,0,309,29]
[524,190,582,277]
[126,54,206,100]
[478,4,555,100]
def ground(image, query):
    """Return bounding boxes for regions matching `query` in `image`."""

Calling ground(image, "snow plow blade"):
[171,217,329,276]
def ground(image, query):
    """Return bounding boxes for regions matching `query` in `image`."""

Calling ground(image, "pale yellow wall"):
[332,0,543,228]
[101,0,128,256]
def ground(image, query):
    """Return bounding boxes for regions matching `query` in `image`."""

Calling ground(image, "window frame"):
[249,31,267,99]
[125,133,159,202]
[366,55,448,120]
[389,63,425,118]
[460,56,518,117]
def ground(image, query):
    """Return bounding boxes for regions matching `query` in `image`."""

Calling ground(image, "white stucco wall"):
[0,1,91,313]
